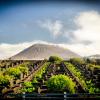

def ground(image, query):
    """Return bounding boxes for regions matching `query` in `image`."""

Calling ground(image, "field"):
[0,56,100,99]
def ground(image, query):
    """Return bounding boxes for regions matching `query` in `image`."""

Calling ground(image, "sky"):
[0,0,100,59]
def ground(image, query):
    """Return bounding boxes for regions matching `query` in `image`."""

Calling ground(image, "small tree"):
[70,58,85,65]
[18,66,28,74]
[6,68,21,79]
[49,56,63,63]
[0,75,11,93]
[21,82,35,93]
[47,74,76,93]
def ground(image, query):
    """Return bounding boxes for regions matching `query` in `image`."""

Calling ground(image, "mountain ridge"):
[10,43,80,60]
[87,54,100,59]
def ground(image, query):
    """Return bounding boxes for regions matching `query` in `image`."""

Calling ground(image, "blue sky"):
[0,1,100,59]
[0,1,99,43]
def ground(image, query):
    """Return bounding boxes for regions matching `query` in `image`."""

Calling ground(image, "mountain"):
[10,43,80,60]
[88,54,100,59]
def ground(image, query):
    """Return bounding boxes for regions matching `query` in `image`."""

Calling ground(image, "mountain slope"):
[10,43,80,60]
[88,54,100,59]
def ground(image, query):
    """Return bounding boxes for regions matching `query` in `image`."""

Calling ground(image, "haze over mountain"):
[10,43,80,60]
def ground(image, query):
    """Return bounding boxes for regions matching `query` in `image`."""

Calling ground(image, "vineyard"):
[0,56,100,99]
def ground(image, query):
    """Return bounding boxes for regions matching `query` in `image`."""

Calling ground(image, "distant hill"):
[10,43,80,60]
[88,54,100,59]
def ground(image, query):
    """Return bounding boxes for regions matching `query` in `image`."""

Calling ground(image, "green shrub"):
[5,65,29,79]
[6,68,21,78]
[70,58,85,65]
[18,66,28,74]
[49,56,63,63]
[21,82,35,93]
[22,82,33,88]
[21,87,35,93]
[32,78,38,84]
[47,74,76,93]
[0,75,11,87]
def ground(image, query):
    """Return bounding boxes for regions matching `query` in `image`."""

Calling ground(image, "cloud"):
[60,11,100,56]
[38,11,100,45]
[61,10,100,56]
[38,20,63,37]
[66,11,100,56]
[0,42,32,59]
[64,43,100,57]
[73,11,100,43]
[38,20,75,42]
[0,40,100,59]
[0,40,59,59]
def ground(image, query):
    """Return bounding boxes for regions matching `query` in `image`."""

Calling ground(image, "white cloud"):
[38,20,63,37]
[60,11,100,56]
[0,42,32,59]
[67,11,100,56]
[73,11,100,43]
[64,43,100,57]
[0,40,100,59]
[0,40,79,59]
[0,41,58,59]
